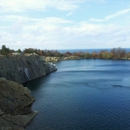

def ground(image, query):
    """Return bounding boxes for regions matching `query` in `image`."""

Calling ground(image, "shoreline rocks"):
[44,56,83,63]
[0,55,57,129]
[44,56,130,63]
[0,78,37,130]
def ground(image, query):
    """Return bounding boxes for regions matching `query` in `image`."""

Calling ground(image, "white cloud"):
[1,16,130,49]
[0,0,130,49]
[0,0,85,12]
[89,8,130,22]
[66,11,73,16]
[105,8,130,20]
[0,14,73,24]
[0,0,108,12]
[89,18,105,22]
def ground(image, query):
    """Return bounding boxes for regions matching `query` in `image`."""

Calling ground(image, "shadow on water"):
[23,74,53,91]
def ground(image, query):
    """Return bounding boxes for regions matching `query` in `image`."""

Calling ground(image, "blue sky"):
[0,0,130,50]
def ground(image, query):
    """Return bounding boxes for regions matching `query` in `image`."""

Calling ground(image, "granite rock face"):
[0,55,56,129]
[0,78,37,130]
[0,55,57,83]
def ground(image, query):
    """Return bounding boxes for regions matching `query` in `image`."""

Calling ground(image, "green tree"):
[0,45,10,55]
[18,49,22,53]
[84,52,90,58]
[101,52,113,59]
[91,52,98,58]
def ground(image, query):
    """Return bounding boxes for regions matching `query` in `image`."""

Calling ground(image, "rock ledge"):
[0,78,37,130]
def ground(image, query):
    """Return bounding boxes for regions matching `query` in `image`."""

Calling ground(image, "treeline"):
[0,45,21,56]
[0,45,130,59]
[62,48,130,59]
[23,47,130,59]
[23,48,62,57]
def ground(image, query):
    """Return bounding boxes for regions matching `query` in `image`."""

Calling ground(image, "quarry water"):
[25,59,130,130]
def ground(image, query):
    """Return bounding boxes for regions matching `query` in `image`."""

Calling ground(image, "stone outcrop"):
[44,56,83,62]
[0,78,37,130]
[0,55,57,83]
[61,56,82,60]
[44,56,61,62]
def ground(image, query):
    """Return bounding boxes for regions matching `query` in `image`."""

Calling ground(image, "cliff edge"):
[0,55,57,83]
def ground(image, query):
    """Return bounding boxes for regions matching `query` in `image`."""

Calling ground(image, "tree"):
[101,52,113,59]
[18,49,22,53]
[111,47,126,59]
[84,52,90,58]
[0,45,10,55]
[127,52,130,59]
[64,51,72,57]
[91,52,98,58]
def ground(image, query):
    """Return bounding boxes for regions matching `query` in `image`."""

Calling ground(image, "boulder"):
[0,78,37,130]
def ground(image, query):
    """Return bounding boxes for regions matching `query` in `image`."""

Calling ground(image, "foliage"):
[84,52,91,58]
[23,48,35,54]
[0,45,11,55]
[126,53,130,59]
[101,52,113,59]
[91,52,98,58]
[111,47,126,59]
[18,49,22,53]
[0,45,129,60]
[72,51,85,57]
[64,51,72,57]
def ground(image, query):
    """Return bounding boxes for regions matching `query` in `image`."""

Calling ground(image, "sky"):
[0,0,130,50]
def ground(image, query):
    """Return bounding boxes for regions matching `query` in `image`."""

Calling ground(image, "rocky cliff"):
[0,55,57,83]
[0,78,37,130]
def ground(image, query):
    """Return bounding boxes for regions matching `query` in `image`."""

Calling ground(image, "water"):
[25,59,130,130]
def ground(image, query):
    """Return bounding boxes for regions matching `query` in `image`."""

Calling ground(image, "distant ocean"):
[58,48,130,53]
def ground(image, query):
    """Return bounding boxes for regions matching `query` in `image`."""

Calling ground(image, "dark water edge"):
[25,59,130,130]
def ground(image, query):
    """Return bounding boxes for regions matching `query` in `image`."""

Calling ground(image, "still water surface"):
[25,59,130,130]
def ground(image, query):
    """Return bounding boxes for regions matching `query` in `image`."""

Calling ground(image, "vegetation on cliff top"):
[0,45,130,59]
[0,45,22,56]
